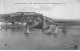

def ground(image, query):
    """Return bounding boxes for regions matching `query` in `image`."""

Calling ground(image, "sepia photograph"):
[0,0,80,50]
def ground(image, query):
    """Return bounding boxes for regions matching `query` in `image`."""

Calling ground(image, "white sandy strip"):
[0,22,6,29]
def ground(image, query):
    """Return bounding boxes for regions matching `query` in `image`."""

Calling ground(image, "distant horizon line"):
[0,12,80,20]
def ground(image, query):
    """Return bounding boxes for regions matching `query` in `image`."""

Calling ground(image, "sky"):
[0,0,80,19]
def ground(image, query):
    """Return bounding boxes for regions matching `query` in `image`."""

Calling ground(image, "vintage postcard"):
[0,0,80,50]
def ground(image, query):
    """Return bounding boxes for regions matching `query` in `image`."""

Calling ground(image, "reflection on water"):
[0,26,80,50]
